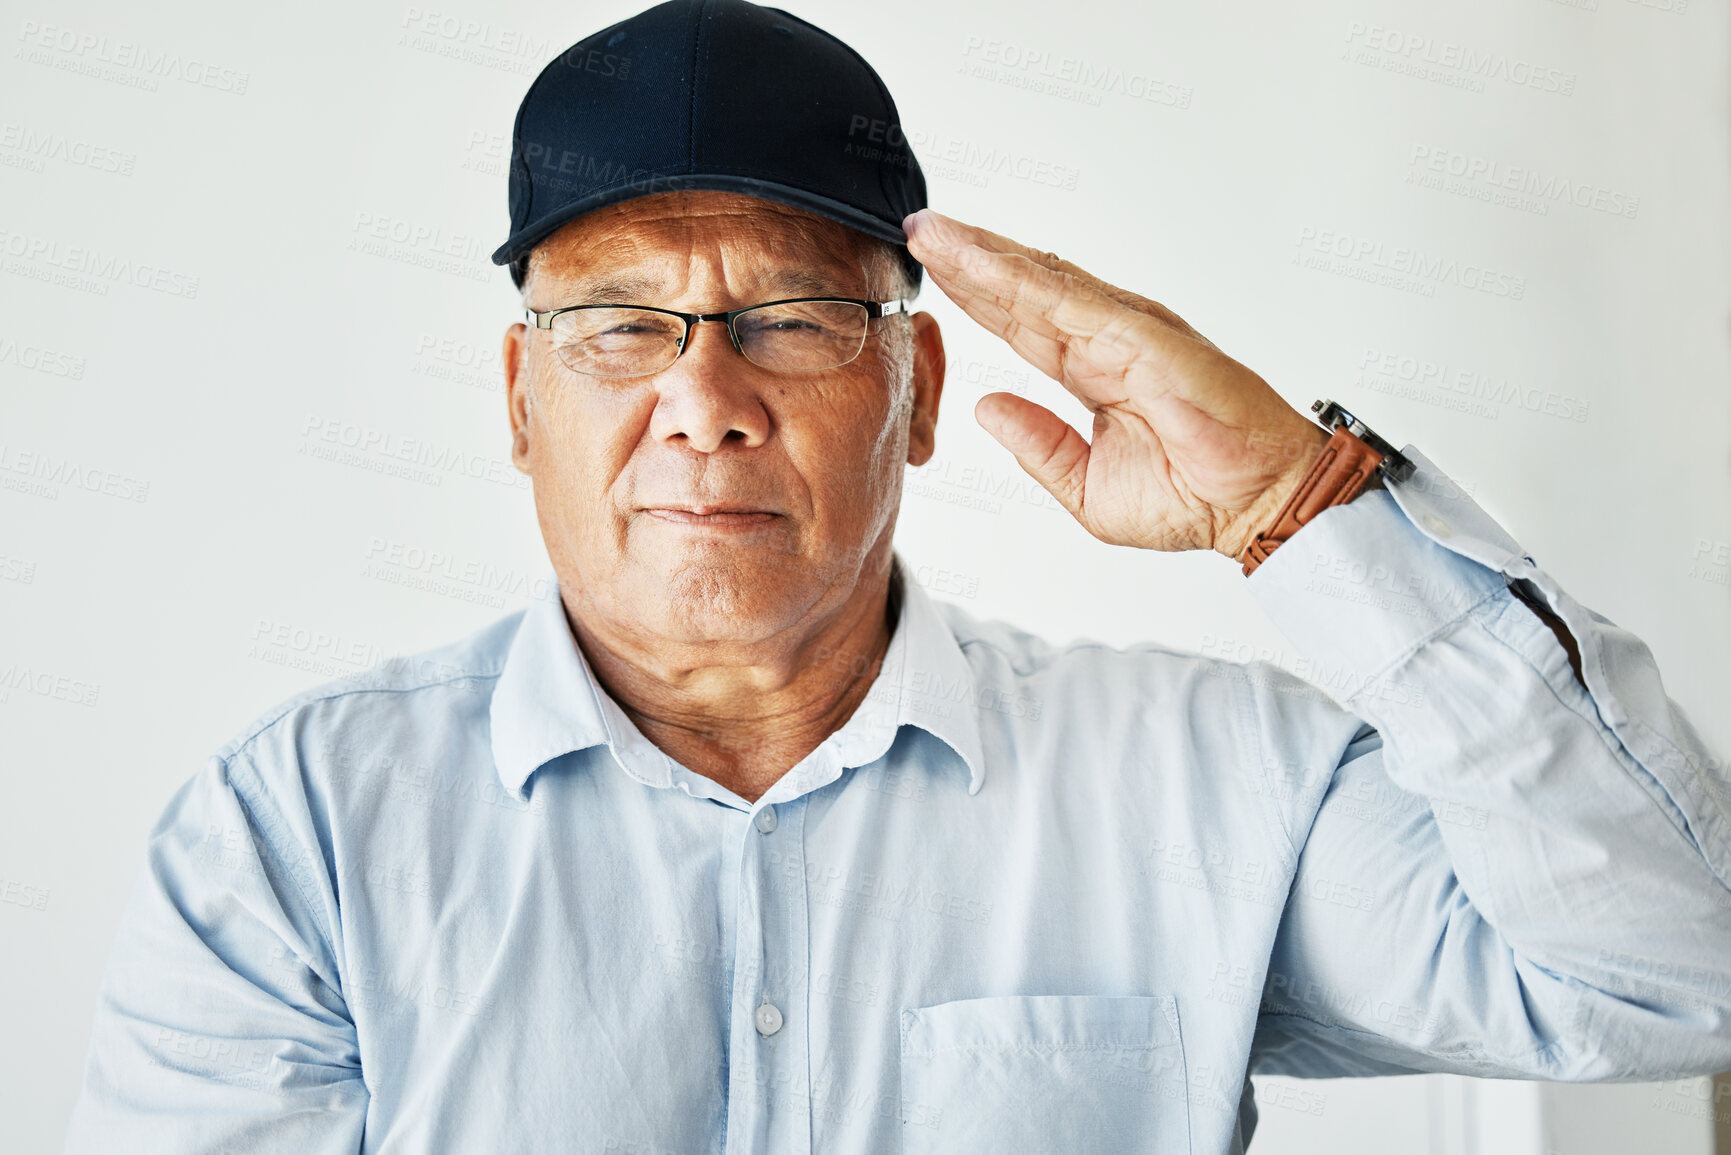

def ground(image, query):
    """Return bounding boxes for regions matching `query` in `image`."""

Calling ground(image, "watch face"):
[1314,400,1356,433]
[1315,399,1413,483]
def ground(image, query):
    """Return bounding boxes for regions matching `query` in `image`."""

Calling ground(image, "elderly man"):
[68,2,1731,1153]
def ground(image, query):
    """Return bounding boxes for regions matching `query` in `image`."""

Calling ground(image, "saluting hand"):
[902,208,1329,559]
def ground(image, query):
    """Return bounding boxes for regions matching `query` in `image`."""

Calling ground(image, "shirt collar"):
[488,558,986,800]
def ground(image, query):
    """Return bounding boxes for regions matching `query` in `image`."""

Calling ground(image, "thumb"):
[974,392,1090,520]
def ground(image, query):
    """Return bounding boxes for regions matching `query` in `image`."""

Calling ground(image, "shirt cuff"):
[1243,445,1517,693]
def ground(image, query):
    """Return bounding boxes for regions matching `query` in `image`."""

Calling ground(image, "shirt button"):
[754,805,777,834]
[1421,512,1454,539]
[755,1002,783,1036]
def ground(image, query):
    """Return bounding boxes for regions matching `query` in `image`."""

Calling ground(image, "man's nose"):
[647,320,771,453]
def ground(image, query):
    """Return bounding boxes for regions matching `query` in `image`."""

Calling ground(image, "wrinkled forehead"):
[527,190,877,299]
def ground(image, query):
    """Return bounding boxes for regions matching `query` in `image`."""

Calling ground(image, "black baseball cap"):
[491,0,928,291]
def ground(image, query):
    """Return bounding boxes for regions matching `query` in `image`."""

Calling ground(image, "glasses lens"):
[733,300,870,372]
[548,307,684,378]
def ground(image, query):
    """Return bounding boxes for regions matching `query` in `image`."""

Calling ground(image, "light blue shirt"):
[67,447,1731,1155]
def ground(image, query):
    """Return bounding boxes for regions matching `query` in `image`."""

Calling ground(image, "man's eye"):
[570,314,679,343]
[740,309,842,337]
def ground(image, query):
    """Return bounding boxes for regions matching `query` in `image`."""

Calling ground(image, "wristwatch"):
[1238,400,1414,577]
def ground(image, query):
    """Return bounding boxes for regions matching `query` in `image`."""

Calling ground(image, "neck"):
[565,564,902,804]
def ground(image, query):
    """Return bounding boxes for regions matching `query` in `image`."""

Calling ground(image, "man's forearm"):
[1249,449,1731,1078]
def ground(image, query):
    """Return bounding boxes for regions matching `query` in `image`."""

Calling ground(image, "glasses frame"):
[524,296,910,377]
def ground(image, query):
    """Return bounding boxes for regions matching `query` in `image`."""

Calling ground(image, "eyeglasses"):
[525,296,909,378]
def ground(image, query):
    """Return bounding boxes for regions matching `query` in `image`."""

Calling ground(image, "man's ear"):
[503,322,534,471]
[905,311,945,467]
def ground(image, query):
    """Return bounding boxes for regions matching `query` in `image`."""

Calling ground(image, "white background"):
[1,0,1727,1151]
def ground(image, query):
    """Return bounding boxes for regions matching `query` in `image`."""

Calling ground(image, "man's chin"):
[641,555,818,645]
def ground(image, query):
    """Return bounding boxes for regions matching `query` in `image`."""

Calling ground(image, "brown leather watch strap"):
[1238,425,1385,576]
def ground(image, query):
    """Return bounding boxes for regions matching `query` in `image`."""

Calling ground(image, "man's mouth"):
[642,504,781,529]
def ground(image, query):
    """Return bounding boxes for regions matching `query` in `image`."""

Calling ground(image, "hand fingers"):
[916,238,1172,409]
[905,208,1206,340]
[973,392,1090,519]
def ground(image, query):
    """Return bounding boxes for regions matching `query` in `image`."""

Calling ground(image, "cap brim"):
[490,173,913,268]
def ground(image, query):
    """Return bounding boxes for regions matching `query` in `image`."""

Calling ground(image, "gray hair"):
[861,238,917,405]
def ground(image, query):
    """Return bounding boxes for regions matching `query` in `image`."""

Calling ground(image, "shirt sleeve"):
[1244,446,1731,1081]
[64,748,367,1153]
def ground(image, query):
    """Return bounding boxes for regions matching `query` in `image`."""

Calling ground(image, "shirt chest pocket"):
[898,994,1191,1154]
